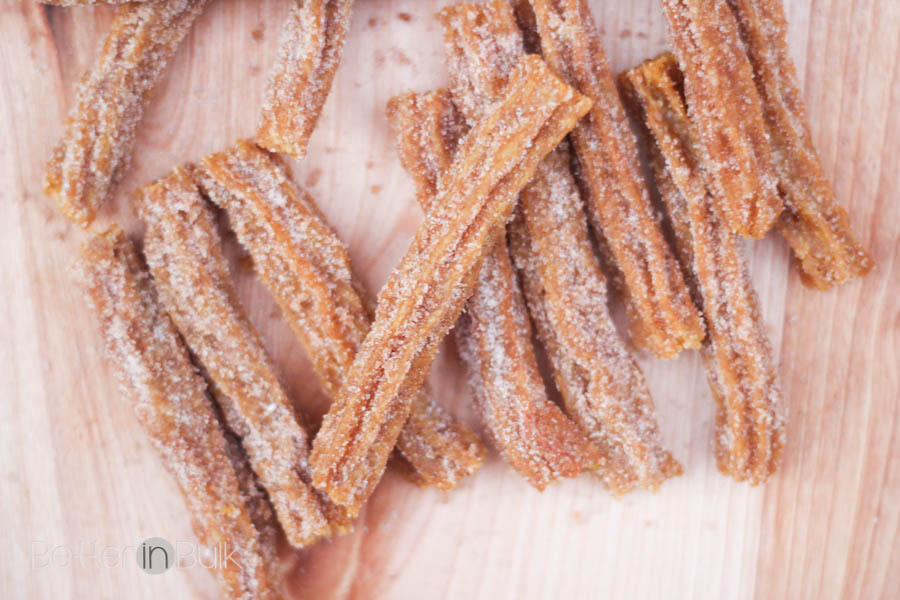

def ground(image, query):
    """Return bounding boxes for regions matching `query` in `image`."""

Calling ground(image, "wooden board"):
[1,0,898,598]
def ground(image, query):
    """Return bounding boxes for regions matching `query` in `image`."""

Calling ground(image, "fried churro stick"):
[78,229,274,599]
[137,167,350,548]
[439,0,681,492]
[196,140,485,492]
[394,390,485,488]
[622,53,785,483]
[309,55,591,511]
[521,0,704,359]
[257,0,354,158]
[43,0,208,226]
[659,0,783,238]
[726,0,873,287]
[388,90,602,490]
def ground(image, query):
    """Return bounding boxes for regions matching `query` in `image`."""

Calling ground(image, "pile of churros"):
[44,0,873,597]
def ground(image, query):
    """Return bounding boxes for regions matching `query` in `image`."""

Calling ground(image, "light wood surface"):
[1,1,898,598]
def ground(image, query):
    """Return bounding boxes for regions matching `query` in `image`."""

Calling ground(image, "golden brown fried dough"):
[310,55,591,513]
[439,0,681,492]
[727,0,873,287]
[521,0,704,358]
[388,89,603,490]
[660,0,783,238]
[44,0,208,226]
[622,53,785,483]
[78,228,275,599]
[197,140,485,492]
[137,167,348,548]
[257,0,354,158]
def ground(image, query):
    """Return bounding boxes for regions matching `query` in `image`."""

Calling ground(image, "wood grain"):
[0,0,897,598]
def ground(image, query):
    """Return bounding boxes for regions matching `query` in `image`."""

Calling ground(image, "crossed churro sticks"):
[434,0,682,492]
[196,140,486,492]
[388,89,603,490]
[309,55,592,513]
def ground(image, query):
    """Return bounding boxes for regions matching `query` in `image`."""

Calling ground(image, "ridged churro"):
[388,89,602,490]
[440,0,681,492]
[309,55,592,512]
[660,0,783,238]
[137,167,349,548]
[257,0,354,158]
[622,53,784,483]
[727,0,873,287]
[522,0,704,358]
[197,140,485,491]
[78,229,274,599]
[43,0,208,226]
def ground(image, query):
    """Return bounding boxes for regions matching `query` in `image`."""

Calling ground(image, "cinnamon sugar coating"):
[388,89,602,490]
[137,167,348,548]
[43,0,208,226]
[660,0,783,238]
[440,1,681,492]
[78,229,275,599]
[522,0,704,358]
[622,53,785,483]
[197,140,485,492]
[257,0,354,158]
[309,55,591,512]
[727,0,873,288]
[509,148,683,491]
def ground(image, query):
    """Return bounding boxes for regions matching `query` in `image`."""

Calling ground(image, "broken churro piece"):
[257,0,354,158]
[660,0,783,238]
[310,55,592,512]
[43,0,208,226]
[522,0,704,358]
[197,140,485,491]
[388,89,602,490]
[439,0,681,492]
[727,0,873,287]
[137,167,349,548]
[622,53,785,483]
[78,229,274,599]
[393,390,485,489]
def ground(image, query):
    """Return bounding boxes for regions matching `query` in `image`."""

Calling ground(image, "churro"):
[197,140,485,491]
[660,0,783,238]
[309,55,591,512]
[78,228,274,599]
[522,0,704,358]
[388,89,602,490]
[257,0,354,158]
[439,0,681,492]
[43,0,208,226]
[137,167,349,548]
[622,52,784,483]
[727,0,873,287]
